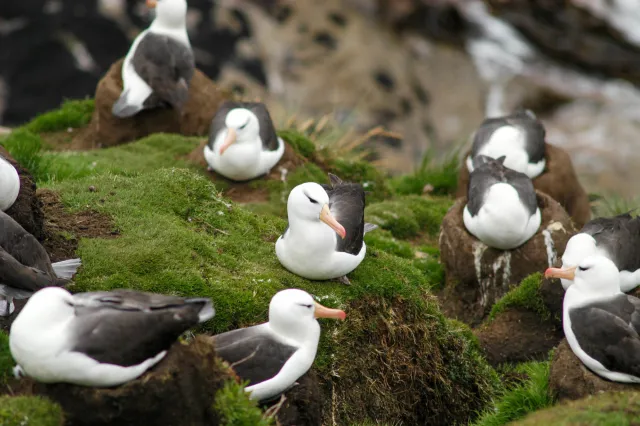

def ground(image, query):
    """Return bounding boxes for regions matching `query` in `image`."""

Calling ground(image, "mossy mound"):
[0,331,13,384]
[0,396,64,426]
[514,392,640,425]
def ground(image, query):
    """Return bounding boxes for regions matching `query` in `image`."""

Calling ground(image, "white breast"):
[0,156,20,211]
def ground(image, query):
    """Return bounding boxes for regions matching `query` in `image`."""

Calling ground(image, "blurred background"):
[1,0,639,195]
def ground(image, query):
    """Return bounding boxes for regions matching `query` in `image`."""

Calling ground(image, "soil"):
[262,370,322,426]
[185,139,307,204]
[475,308,564,366]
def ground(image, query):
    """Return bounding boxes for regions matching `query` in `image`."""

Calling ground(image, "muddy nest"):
[549,339,638,402]
[1,146,45,241]
[186,139,306,204]
[70,59,231,150]
[456,144,591,228]
[28,336,229,426]
[261,371,322,426]
[475,309,563,366]
[439,191,575,326]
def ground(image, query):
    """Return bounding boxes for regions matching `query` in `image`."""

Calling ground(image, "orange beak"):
[219,128,237,156]
[320,204,346,239]
[314,302,346,321]
[146,0,157,8]
[545,266,576,281]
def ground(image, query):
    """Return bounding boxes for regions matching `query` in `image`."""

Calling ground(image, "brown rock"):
[72,59,232,150]
[439,191,576,326]
[30,336,230,426]
[540,276,565,321]
[475,308,563,366]
[0,146,45,241]
[456,143,591,228]
[549,339,638,402]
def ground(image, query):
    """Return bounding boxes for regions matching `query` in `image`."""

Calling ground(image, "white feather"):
[0,156,20,211]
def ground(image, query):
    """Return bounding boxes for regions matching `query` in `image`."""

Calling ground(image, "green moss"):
[514,392,640,425]
[389,150,460,196]
[0,331,13,384]
[473,361,552,426]
[488,273,551,322]
[330,158,391,202]
[278,129,316,158]
[364,229,414,259]
[365,195,452,240]
[0,396,64,426]
[24,99,94,133]
[214,380,272,426]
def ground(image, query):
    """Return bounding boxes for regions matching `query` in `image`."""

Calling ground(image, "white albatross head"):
[218,108,261,156]
[558,233,599,290]
[10,287,76,335]
[147,0,187,29]
[545,255,621,297]
[286,182,346,239]
[268,289,345,341]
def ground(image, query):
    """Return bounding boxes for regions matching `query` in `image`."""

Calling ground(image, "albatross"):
[10,287,214,387]
[203,101,285,182]
[212,289,345,402]
[546,255,640,383]
[0,211,81,316]
[0,153,19,211]
[463,155,541,250]
[466,109,546,179]
[112,0,195,118]
[559,212,640,292]
[275,173,377,284]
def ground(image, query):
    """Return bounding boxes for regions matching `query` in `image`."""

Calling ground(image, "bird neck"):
[270,318,320,347]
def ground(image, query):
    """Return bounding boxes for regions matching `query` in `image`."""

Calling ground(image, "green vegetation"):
[24,99,95,134]
[488,273,551,322]
[0,396,64,426]
[514,392,640,425]
[590,193,640,218]
[214,381,272,426]
[278,129,316,159]
[474,361,553,426]
[389,150,460,196]
[0,332,12,385]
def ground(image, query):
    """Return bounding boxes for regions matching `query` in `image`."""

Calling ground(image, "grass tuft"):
[473,361,553,426]
[0,331,13,385]
[488,273,551,322]
[0,396,64,426]
[214,380,273,426]
[389,150,460,196]
[24,99,94,133]
[278,129,316,159]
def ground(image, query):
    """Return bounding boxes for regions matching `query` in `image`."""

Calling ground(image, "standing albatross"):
[10,287,214,386]
[212,289,345,402]
[546,255,640,383]
[559,212,640,292]
[0,211,81,316]
[112,0,195,118]
[466,109,546,179]
[203,101,285,182]
[0,153,19,211]
[276,174,377,284]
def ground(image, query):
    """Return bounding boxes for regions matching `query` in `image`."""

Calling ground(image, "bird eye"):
[578,266,589,271]
[298,303,313,308]
[238,121,248,130]
[307,196,318,204]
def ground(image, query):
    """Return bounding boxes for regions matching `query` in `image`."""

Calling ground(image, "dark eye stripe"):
[578,266,588,271]
[298,303,313,308]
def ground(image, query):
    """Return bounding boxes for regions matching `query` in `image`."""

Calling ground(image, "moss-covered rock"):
[0,396,64,426]
[514,392,640,425]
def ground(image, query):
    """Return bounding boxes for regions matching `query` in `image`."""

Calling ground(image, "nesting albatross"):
[0,153,19,211]
[463,155,541,250]
[0,211,81,316]
[212,289,345,402]
[203,101,285,182]
[466,109,546,179]
[276,174,377,284]
[10,287,214,386]
[559,212,640,292]
[112,0,195,118]
[546,255,640,383]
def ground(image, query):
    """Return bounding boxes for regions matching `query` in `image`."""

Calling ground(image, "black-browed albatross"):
[112,0,195,118]
[275,173,378,284]
[10,287,214,386]
[0,211,81,316]
[212,289,345,402]
[204,101,285,182]
[463,155,541,250]
[546,255,640,383]
[466,109,546,179]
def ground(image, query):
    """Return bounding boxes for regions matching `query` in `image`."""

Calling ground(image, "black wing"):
[570,294,640,377]
[70,290,210,367]
[213,327,298,386]
[0,211,55,276]
[321,174,366,255]
[582,213,640,272]
[504,168,538,216]
[131,32,195,110]
[470,116,509,156]
[0,247,57,293]
[207,101,279,151]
